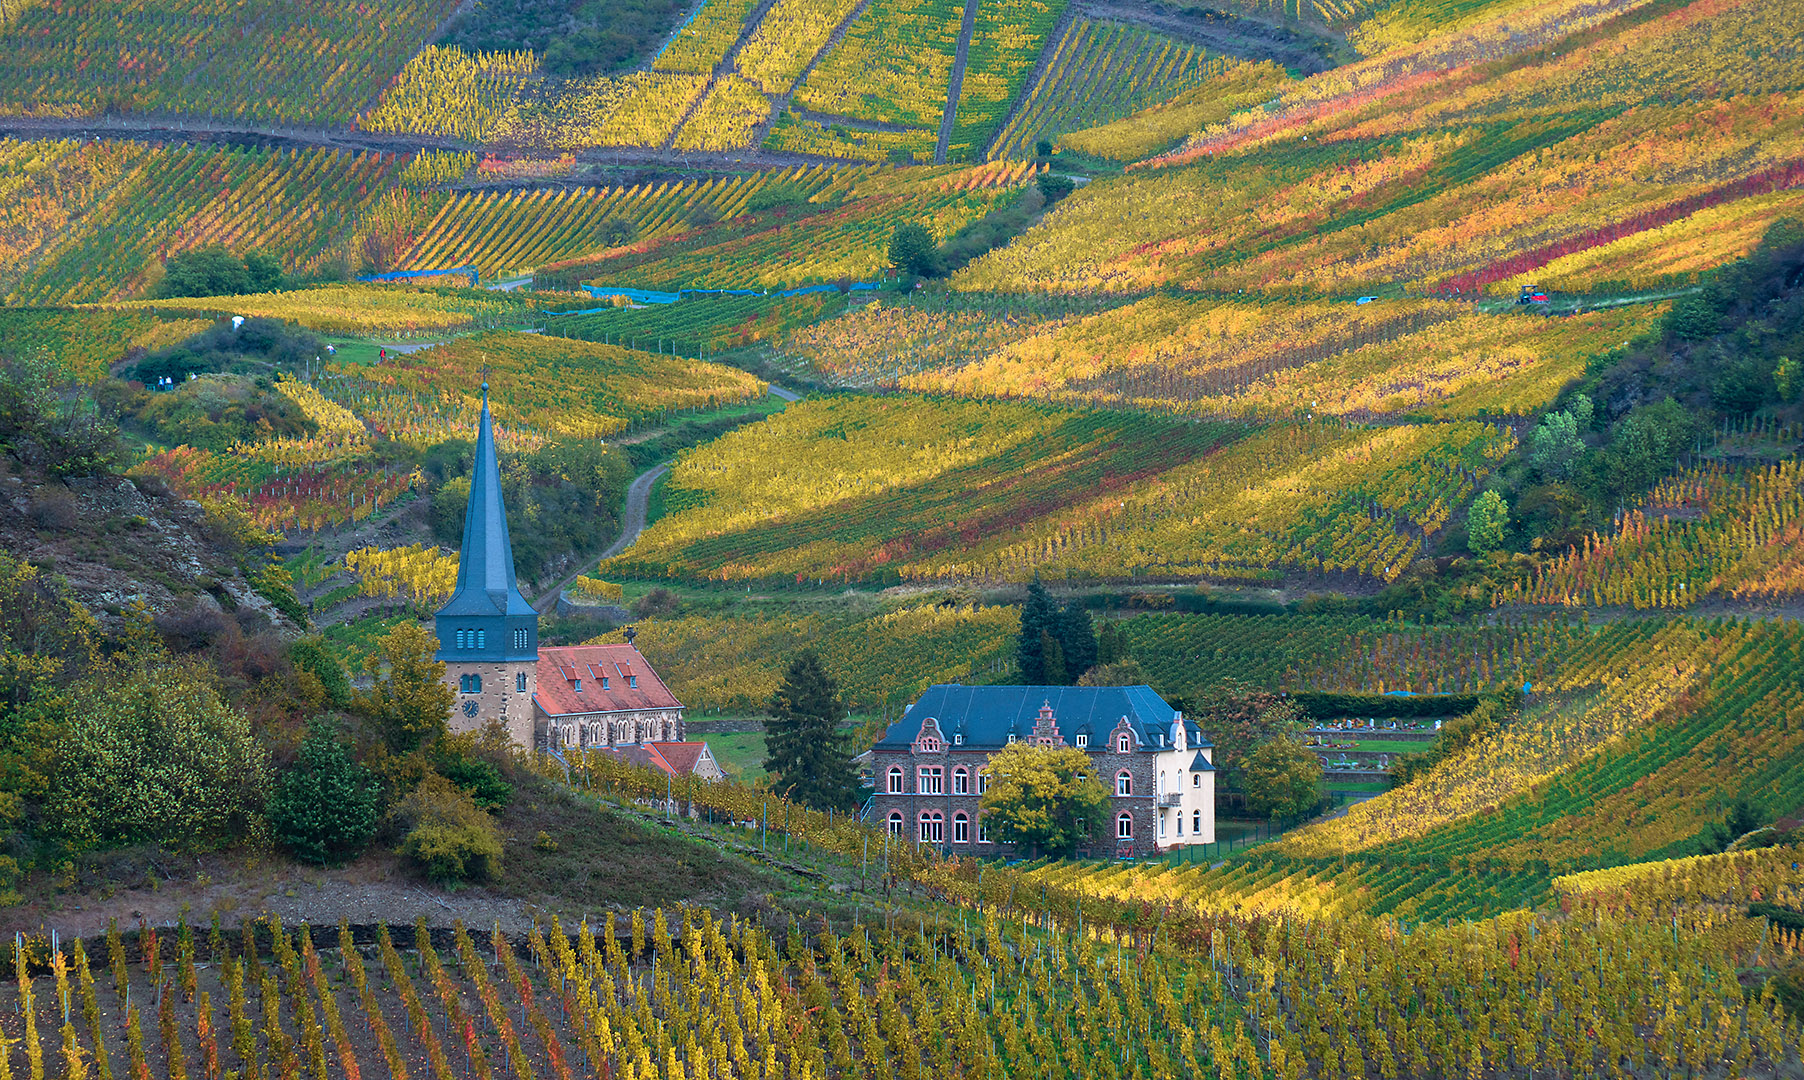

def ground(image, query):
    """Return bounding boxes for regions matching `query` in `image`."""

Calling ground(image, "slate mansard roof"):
[873,684,1209,751]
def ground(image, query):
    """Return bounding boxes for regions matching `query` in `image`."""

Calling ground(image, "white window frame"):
[1193,772,1202,788]
[919,766,944,795]
[918,811,943,844]
[1117,733,1131,753]
[952,814,969,843]
[1075,733,1088,748]
[1115,771,1132,797]
[1192,809,1202,833]
[1117,813,1133,840]
[977,771,989,794]
[887,812,904,837]
[952,768,969,795]
[977,817,990,844]
[887,767,904,794]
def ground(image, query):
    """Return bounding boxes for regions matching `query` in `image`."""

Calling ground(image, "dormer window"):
[602,676,610,689]
[1007,733,1016,744]
[1075,734,1088,748]
[953,734,963,746]
[1117,733,1131,753]
[573,678,582,692]
[628,675,637,688]
[1158,732,1165,747]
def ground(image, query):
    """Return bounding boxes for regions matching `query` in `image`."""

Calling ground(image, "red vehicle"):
[1519,283,1549,305]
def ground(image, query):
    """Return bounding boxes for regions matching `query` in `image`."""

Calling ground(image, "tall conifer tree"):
[1016,581,1059,682]
[763,650,860,811]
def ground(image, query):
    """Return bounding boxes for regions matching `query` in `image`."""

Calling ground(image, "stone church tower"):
[434,382,538,748]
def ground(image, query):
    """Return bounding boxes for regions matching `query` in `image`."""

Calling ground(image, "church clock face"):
[464,700,479,718]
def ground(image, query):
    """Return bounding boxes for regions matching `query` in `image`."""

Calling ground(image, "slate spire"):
[435,382,538,661]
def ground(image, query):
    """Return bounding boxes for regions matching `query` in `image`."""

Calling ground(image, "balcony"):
[1156,793,1183,808]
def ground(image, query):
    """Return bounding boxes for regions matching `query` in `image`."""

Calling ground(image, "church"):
[433,382,710,773]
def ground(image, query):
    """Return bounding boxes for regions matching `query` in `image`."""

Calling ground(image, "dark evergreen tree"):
[1059,604,1098,679]
[1016,580,1059,682]
[268,717,381,866]
[1096,621,1126,665]
[763,650,860,811]
[1040,631,1067,686]
[888,222,944,277]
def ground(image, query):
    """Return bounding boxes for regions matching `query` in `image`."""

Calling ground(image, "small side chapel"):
[434,382,693,761]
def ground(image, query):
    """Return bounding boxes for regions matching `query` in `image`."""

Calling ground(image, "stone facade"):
[541,708,684,749]
[444,658,537,749]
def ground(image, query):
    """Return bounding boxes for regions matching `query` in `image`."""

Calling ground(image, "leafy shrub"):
[288,636,352,709]
[268,718,381,866]
[434,737,513,811]
[1241,737,1323,819]
[743,184,810,216]
[1466,490,1509,554]
[394,777,504,884]
[1036,173,1075,203]
[42,658,271,851]
[155,246,283,298]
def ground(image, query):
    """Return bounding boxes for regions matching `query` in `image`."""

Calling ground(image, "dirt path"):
[1076,0,1347,74]
[661,0,784,151]
[0,114,866,169]
[937,0,983,164]
[531,462,670,613]
[748,0,877,147]
[981,1,1079,160]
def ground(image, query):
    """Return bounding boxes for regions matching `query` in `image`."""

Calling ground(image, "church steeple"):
[435,382,538,663]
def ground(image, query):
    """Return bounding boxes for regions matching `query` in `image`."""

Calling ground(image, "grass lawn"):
[1326,779,1391,793]
[1344,739,1433,753]
[703,731,769,781]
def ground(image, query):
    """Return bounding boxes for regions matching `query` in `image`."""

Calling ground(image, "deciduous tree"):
[978,743,1107,857]
[1467,490,1510,554]
[1240,737,1323,819]
[355,622,453,758]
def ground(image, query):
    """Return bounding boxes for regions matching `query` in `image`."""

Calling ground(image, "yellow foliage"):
[572,577,625,602]
[343,544,459,610]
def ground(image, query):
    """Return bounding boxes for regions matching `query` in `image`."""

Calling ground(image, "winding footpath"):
[532,462,669,614]
[529,385,799,613]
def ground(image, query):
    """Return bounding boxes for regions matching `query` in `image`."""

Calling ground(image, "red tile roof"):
[534,644,682,718]
[592,741,713,778]
[651,741,706,775]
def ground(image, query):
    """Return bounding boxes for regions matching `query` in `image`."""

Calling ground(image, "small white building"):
[1153,714,1215,847]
